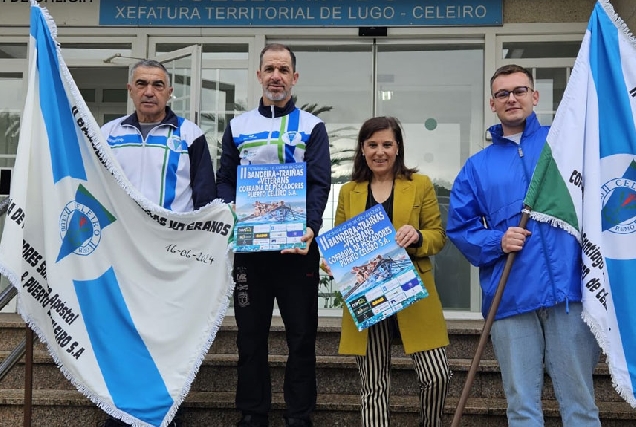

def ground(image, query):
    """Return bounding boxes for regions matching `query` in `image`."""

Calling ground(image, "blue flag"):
[524,0,636,407]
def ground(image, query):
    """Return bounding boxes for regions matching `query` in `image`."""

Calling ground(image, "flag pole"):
[23,327,34,427]
[451,208,530,427]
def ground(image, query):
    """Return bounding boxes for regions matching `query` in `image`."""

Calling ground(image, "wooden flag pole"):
[24,327,34,427]
[450,209,530,427]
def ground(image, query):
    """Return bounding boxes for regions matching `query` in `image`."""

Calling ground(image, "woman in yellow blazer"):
[335,117,450,427]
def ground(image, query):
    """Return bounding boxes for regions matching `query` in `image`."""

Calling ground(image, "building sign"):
[99,0,503,27]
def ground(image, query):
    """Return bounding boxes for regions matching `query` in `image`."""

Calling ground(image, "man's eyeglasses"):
[492,86,533,100]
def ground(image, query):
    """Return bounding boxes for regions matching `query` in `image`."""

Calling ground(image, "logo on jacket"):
[282,131,302,145]
[168,135,184,152]
[57,184,116,262]
[601,159,636,234]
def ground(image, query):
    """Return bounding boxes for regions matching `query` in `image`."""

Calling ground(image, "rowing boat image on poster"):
[317,204,428,331]
[234,163,306,252]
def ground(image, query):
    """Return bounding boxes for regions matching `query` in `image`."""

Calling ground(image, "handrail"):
[0,338,27,383]
[0,285,17,312]
[0,196,16,311]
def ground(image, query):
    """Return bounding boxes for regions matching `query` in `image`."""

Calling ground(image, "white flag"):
[0,3,235,426]
[525,0,636,408]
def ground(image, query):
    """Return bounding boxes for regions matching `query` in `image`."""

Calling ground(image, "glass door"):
[278,39,485,312]
[150,39,253,168]
[284,41,375,227]
[375,41,484,311]
[149,45,203,124]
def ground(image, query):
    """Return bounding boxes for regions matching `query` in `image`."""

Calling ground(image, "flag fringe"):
[582,308,636,408]
[598,0,636,48]
[528,212,581,243]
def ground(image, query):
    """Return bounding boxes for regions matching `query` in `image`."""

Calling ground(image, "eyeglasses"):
[492,86,533,100]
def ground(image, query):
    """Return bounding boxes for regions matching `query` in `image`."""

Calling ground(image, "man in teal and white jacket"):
[217,43,330,427]
[99,59,215,427]
[102,59,216,212]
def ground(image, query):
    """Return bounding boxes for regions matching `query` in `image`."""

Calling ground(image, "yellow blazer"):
[336,174,449,355]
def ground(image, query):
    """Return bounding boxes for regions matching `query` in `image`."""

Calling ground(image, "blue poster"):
[234,163,306,252]
[317,204,428,331]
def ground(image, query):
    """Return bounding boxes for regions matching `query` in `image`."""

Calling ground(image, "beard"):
[264,88,289,102]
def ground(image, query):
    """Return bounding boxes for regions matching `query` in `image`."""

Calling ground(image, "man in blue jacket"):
[446,64,601,427]
[216,43,331,427]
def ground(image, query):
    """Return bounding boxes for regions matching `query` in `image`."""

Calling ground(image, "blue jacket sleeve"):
[188,134,217,210]
[304,122,331,236]
[446,160,505,267]
[215,124,239,204]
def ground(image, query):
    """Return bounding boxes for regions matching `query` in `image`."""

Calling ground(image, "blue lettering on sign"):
[99,0,503,27]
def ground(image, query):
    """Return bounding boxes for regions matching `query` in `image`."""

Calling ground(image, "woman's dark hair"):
[351,116,418,182]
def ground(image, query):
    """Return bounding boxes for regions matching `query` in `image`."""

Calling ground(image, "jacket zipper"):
[268,105,275,149]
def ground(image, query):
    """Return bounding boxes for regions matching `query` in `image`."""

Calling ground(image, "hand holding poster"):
[317,204,428,331]
[234,163,307,252]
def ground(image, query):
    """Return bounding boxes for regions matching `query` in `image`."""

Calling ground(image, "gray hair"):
[129,59,171,85]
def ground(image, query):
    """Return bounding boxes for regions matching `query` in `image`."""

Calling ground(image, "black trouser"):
[233,242,319,423]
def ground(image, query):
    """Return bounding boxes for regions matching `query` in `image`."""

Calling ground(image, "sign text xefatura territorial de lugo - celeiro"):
[98,0,503,27]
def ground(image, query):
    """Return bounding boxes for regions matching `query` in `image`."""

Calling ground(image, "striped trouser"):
[355,319,451,427]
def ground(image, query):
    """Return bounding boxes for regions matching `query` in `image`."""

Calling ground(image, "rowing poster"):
[317,204,428,331]
[234,163,306,252]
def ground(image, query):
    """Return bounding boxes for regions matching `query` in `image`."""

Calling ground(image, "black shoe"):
[285,418,312,427]
[237,414,269,427]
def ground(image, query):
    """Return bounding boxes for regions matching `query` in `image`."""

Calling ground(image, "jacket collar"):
[121,106,179,129]
[488,111,542,145]
[349,177,415,229]
[257,98,296,118]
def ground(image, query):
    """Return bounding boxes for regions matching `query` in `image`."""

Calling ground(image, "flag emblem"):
[57,184,116,262]
[601,160,636,234]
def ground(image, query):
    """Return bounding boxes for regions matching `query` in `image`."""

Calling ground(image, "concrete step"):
[2,313,633,425]
[0,314,493,359]
[207,317,496,361]
[0,351,623,404]
[1,389,634,427]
